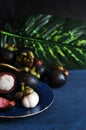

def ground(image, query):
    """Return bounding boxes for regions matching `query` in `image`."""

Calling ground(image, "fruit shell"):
[47,69,67,88]
[0,72,17,94]
[34,59,47,80]
[0,48,16,65]
[0,97,16,110]
[18,71,39,89]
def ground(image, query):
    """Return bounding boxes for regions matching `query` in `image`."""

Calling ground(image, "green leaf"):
[0,15,86,70]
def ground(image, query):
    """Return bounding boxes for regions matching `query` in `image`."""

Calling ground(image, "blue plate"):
[0,82,54,118]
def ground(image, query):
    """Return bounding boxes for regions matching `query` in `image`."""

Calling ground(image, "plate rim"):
[0,81,54,118]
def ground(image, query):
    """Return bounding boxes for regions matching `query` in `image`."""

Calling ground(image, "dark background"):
[0,0,86,22]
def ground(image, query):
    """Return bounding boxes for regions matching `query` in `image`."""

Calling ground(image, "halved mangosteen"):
[0,97,16,110]
[0,72,17,94]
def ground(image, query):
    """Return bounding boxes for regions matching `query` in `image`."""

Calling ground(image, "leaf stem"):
[0,30,86,50]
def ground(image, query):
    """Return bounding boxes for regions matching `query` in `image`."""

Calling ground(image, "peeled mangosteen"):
[0,72,17,94]
[0,48,16,65]
[47,69,67,88]
[18,71,39,89]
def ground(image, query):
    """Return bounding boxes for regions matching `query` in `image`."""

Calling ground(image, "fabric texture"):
[0,70,86,130]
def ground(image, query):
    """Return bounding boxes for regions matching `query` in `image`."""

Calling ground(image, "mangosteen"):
[0,72,17,94]
[0,97,16,110]
[15,47,35,68]
[22,91,39,108]
[47,69,67,88]
[18,71,39,89]
[34,59,47,80]
[0,48,16,65]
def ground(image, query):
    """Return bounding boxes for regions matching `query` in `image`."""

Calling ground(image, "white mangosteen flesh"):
[22,91,39,108]
[0,74,15,91]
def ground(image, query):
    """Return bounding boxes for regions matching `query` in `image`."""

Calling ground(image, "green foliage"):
[0,15,86,70]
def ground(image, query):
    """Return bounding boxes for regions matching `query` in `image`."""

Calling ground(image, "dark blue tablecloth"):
[0,70,86,130]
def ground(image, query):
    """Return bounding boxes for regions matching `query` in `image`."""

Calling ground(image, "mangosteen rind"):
[0,48,16,65]
[18,71,39,89]
[47,69,67,88]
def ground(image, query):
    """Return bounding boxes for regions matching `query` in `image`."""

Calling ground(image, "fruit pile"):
[0,43,69,110]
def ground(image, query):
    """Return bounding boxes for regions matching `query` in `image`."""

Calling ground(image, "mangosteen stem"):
[21,83,25,92]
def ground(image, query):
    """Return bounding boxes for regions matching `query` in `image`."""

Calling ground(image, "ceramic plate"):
[0,81,54,118]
